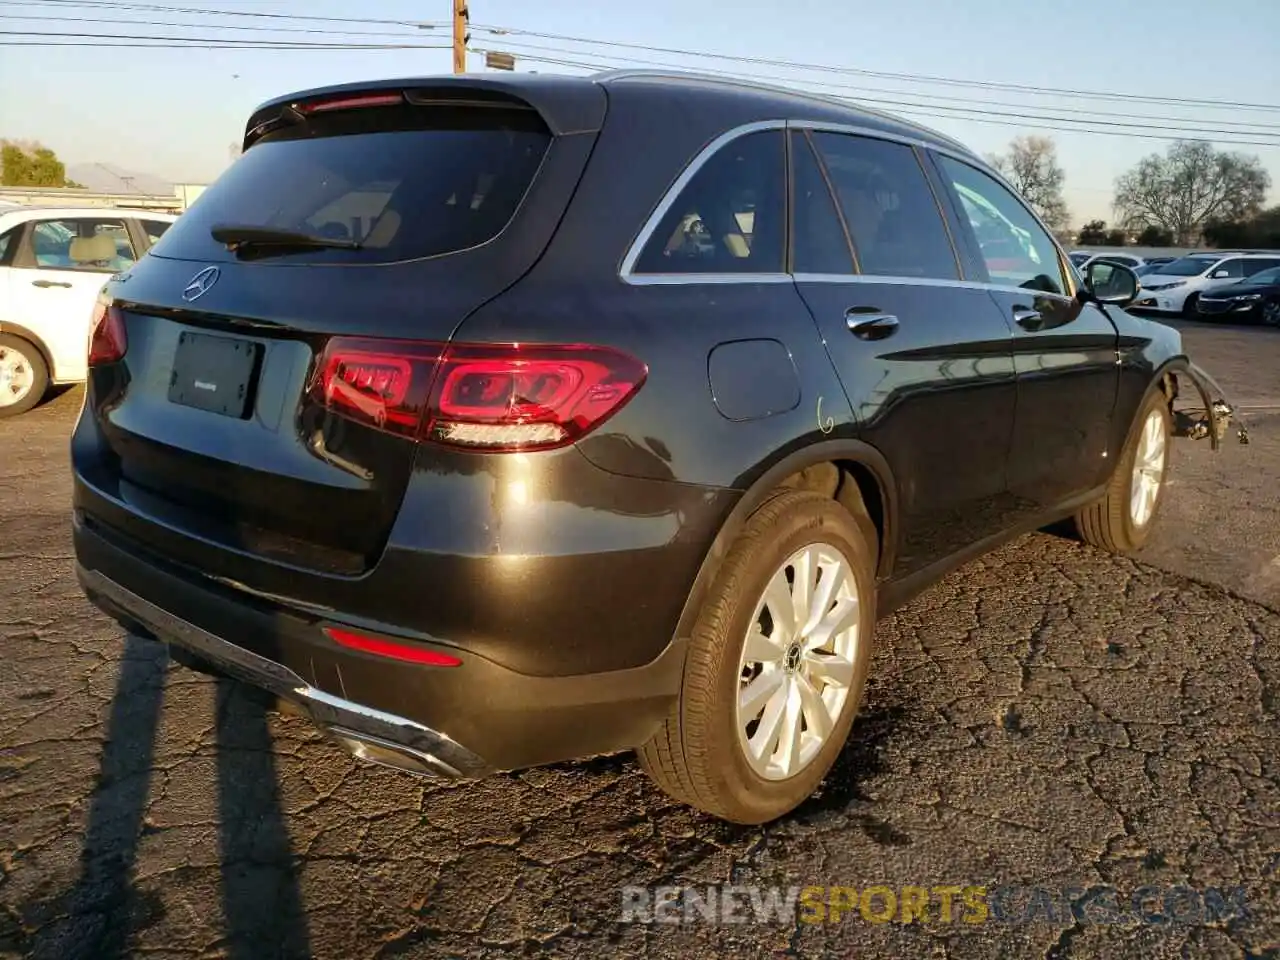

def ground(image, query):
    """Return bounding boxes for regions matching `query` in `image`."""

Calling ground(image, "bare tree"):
[987,135,1069,231]
[1113,140,1270,245]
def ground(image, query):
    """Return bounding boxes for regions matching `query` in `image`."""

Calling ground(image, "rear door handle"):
[31,279,72,289]
[845,308,899,341]
[1012,306,1043,330]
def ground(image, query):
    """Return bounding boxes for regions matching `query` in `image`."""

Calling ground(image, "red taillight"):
[309,339,647,452]
[296,92,404,114]
[324,627,462,667]
[88,301,127,366]
[312,338,443,438]
[428,343,647,450]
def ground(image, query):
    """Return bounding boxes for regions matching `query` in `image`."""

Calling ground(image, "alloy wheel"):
[0,344,34,408]
[736,544,861,780]
[1130,408,1166,528]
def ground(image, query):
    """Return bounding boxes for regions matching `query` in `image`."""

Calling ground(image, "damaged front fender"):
[1167,360,1249,449]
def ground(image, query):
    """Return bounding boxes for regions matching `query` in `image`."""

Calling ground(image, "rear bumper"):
[74,513,689,775]
[79,563,491,779]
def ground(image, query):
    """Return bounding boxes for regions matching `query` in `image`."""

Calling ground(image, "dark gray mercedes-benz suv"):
[72,70,1227,823]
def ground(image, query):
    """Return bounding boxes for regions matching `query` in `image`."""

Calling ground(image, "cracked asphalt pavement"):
[1,318,1278,959]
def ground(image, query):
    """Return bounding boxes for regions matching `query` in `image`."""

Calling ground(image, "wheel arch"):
[1139,355,1227,451]
[0,322,56,381]
[672,438,898,645]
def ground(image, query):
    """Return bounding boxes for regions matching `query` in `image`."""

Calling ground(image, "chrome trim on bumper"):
[76,564,492,780]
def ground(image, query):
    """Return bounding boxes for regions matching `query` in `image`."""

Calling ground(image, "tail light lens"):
[88,301,127,366]
[309,339,647,451]
[311,338,442,438]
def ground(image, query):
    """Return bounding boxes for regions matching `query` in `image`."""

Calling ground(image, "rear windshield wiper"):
[210,223,362,254]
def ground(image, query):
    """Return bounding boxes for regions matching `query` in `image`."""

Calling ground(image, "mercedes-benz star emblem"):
[182,266,221,302]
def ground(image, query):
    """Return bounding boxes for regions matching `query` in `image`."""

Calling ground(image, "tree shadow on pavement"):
[23,634,310,960]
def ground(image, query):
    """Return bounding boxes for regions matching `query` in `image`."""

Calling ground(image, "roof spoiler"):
[242,74,608,150]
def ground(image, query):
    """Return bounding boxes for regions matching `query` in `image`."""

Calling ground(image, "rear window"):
[150,105,551,265]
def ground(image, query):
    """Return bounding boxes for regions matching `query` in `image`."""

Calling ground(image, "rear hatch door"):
[81,81,604,577]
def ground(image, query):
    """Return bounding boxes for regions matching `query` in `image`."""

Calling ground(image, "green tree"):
[1136,225,1174,246]
[0,140,78,187]
[1105,229,1128,246]
[1203,206,1280,248]
[1077,220,1109,245]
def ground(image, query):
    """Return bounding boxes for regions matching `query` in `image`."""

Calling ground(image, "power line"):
[22,6,1270,135]
[2,38,452,49]
[468,22,1280,114]
[0,12,450,38]
[0,29,453,47]
[481,37,1280,135]
[11,0,1278,112]
[8,5,1280,144]
[6,24,1278,143]
[0,0,439,28]
[467,47,1280,147]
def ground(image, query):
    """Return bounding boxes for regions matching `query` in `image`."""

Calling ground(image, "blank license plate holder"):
[168,331,262,419]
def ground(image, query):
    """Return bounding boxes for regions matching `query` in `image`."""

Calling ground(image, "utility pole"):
[452,0,468,74]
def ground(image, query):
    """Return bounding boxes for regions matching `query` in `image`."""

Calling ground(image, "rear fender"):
[670,438,898,646]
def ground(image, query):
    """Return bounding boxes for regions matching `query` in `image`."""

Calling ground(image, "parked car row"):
[1066,248,1280,324]
[1068,250,1173,276]
[1131,252,1280,320]
[1194,265,1280,326]
[0,205,178,416]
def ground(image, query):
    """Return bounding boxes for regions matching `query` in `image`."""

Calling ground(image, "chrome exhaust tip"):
[326,726,462,779]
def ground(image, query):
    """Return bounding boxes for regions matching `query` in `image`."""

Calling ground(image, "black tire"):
[637,489,876,824]
[1262,297,1280,328]
[0,334,48,419]
[1074,390,1172,553]
[1182,292,1200,319]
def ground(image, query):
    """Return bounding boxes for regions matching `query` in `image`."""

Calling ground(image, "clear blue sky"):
[2,0,1278,224]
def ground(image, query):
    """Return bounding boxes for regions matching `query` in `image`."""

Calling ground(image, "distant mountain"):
[65,162,174,196]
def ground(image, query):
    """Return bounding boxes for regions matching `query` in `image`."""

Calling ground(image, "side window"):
[0,225,18,264]
[809,132,959,281]
[934,155,1068,295]
[790,132,854,274]
[141,219,173,247]
[1213,258,1245,279]
[633,130,785,275]
[1241,258,1279,277]
[31,219,137,272]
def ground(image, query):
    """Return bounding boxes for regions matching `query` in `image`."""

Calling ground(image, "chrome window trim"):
[617,115,1077,303]
[792,273,1075,303]
[622,272,794,286]
[793,120,934,152]
[619,119,788,283]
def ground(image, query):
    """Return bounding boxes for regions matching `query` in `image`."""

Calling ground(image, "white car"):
[0,206,178,417]
[1069,250,1149,274]
[1133,252,1280,317]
